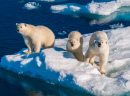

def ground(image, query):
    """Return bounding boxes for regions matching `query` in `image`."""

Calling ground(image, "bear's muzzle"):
[98,42,101,47]
[71,43,74,47]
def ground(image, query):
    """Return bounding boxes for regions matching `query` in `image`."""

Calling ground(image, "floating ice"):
[0,26,130,95]
[50,1,122,16]
[86,1,121,15]
[23,2,41,10]
[36,0,67,2]
[51,3,82,13]
[58,31,67,35]
[86,0,130,15]
[51,5,68,13]
[109,23,124,29]
[51,0,130,24]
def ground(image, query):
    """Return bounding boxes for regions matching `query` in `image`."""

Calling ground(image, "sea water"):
[0,0,130,96]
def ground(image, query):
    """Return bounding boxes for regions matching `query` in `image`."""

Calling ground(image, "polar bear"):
[66,31,83,61]
[16,23,55,54]
[84,31,109,74]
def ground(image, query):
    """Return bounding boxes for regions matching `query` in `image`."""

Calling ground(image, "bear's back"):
[34,26,55,47]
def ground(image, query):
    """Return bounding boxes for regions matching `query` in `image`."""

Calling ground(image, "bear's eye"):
[21,27,22,28]
[102,42,103,43]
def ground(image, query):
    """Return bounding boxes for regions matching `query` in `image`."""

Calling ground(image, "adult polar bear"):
[16,23,55,54]
[84,31,109,74]
[66,31,83,61]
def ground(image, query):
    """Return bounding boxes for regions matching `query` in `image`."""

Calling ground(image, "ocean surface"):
[0,0,130,96]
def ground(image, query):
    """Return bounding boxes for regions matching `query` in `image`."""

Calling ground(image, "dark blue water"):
[0,0,130,96]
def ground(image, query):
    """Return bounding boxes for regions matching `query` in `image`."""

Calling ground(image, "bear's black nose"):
[98,43,101,47]
[71,43,74,47]
[17,29,19,32]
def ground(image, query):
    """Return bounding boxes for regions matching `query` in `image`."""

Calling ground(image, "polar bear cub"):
[66,31,83,61]
[84,31,109,74]
[16,23,55,54]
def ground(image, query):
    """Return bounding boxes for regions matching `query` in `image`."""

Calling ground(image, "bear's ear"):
[94,40,96,43]
[25,24,27,27]
[16,23,18,26]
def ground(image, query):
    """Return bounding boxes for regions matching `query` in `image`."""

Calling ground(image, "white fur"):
[16,23,55,54]
[66,31,83,61]
[84,31,109,74]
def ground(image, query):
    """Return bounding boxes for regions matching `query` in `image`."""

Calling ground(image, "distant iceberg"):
[23,2,41,10]
[0,27,130,95]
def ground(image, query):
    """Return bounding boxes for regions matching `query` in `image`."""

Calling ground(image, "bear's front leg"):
[84,48,95,65]
[26,43,33,54]
[99,54,108,74]
[24,36,33,54]
[34,42,41,53]
[100,64,107,74]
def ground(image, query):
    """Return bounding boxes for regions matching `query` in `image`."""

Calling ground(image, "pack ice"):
[0,27,130,96]
[51,0,130,24]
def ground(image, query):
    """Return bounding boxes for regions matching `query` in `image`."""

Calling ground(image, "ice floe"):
[23,2,41,10]
[58,31,67,35]
[50,1,129,15]
[109,23,124,29]
[51,0,130,24]
[36,0,67,2]
[0,26,130,95]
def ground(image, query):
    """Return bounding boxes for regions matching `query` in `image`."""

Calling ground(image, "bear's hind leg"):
[44,43,54,49]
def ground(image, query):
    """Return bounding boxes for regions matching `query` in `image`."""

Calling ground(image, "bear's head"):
[67,38,80,50]
[94,39,108,49]
[16,23,31,36]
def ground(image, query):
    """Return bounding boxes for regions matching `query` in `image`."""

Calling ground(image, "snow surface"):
[0,27,130,95]
[23,2,41,10]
